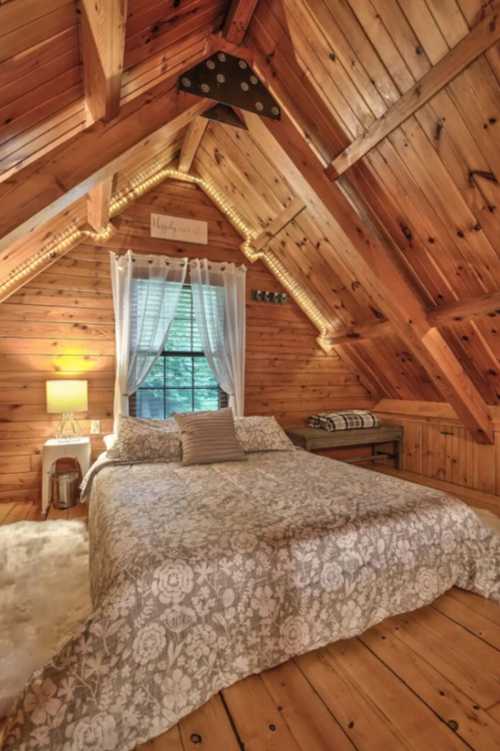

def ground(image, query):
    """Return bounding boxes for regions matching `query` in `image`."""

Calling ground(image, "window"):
[131,285,227,419]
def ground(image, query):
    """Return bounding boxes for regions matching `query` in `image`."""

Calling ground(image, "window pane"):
[194,389,220,412]
[142,358,164,388]
[166,286,194,352]
[166,317,192,351]
[194,357,218,388]
[165,356,192,387]
[136,389,164,419]
[132,285,224,420]
[165,390,193,415]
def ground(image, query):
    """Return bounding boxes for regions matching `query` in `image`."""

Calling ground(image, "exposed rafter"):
[79,0,128,124]
[0,84,209,254]
[178,117,209,173]
[249,197,305,252]
[79,1,128,231]
[428,290,500,327]
[326,3,500,178]
[224,0,259,45]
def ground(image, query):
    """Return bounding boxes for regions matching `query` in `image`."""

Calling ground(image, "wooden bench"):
[286,425,403,468]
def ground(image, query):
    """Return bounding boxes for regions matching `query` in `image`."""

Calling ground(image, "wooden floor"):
[1,501,500,751]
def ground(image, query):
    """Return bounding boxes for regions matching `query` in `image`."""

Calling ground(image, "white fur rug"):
[0,520,91,718]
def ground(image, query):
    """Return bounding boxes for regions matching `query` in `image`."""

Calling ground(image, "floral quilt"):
[4,450,500,750]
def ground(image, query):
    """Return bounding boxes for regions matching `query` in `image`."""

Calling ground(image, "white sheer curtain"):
[110,250,188,425]
[190,258,246,416]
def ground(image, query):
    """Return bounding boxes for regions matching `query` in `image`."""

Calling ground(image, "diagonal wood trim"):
[250,197,306,252]
[0,84,210,255]
[224,0,259,45]
[79,0,128,123]
[326,3,500,178]
[244,110,493,443]
[178,117,209,173]
[428,290,500,326]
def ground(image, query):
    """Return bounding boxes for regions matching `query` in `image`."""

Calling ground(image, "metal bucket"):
[52,470,80,509]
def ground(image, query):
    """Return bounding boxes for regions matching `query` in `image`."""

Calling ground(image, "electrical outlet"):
[90,420,101,435]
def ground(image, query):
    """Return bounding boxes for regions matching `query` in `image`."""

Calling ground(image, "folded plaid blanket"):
[308,410,380,432]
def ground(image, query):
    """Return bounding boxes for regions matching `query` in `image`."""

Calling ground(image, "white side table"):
[42,437,91,517]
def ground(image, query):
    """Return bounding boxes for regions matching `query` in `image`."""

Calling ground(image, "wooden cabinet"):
[375,403,500,496]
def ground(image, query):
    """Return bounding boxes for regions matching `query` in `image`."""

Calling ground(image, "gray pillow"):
[174,408,246,466]
[107,416,181,462]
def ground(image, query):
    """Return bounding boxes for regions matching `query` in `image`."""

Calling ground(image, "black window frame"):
[130,282,228,419]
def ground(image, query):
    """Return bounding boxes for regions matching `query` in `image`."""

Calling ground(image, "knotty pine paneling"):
[0,179,370,504]
[374,400,500,511]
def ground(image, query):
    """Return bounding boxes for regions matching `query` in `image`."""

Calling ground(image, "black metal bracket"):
[202,103,247,129]
[178,52,281,120]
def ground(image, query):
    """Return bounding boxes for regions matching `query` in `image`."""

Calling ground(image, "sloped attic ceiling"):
[0,0,500,443]
[194,119,440,402]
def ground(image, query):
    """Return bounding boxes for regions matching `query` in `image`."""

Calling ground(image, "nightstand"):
[42,437,91,517]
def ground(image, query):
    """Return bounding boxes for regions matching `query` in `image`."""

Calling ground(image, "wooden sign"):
[150,213,208,244]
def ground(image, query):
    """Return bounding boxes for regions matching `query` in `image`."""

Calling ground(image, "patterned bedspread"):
[4,450,500,750]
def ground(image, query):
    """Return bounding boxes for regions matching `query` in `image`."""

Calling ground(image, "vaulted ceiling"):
[0,0,499,443]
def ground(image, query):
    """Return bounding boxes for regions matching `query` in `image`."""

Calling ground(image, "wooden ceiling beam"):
[178,117,209,173]
[322,319,392,348]
[79,1,127,230]
[79,0,128,124]
[0,83,209,254]
[428,290,500,327]
[224,0,259,45]
[250,197,305,252]
[243,110,493,443]
[86,177,114,232]
[327,3,500,178]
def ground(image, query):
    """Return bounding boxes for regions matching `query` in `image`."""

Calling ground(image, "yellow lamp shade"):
[46,380,88,414]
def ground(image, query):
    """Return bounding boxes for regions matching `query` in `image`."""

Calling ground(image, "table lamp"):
[46,380,88,439]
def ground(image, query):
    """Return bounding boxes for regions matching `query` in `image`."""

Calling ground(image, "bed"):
[4,446,500,751]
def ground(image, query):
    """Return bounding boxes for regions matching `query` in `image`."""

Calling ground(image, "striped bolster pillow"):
[174,408,247,466]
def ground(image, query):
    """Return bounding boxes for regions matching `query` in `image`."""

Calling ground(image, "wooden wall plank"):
[0,179,369,503]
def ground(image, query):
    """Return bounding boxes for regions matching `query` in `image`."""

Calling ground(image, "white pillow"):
[103,434,116,451]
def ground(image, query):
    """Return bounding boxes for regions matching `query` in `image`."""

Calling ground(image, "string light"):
[0,160,332,340]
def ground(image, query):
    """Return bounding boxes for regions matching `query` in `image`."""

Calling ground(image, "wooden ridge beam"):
[224,0,259,45]
[0,84,209,254]
[242,110,493,443]
[428,290,500,326]
[327,3,500,178]
[250,196,305,252]
[178,117,209,173]
[79,0,128,123]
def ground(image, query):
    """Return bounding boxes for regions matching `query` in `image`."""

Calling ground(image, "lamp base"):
[55,413,81,440]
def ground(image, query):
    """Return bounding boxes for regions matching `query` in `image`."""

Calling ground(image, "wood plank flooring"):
[1,501,499,751]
